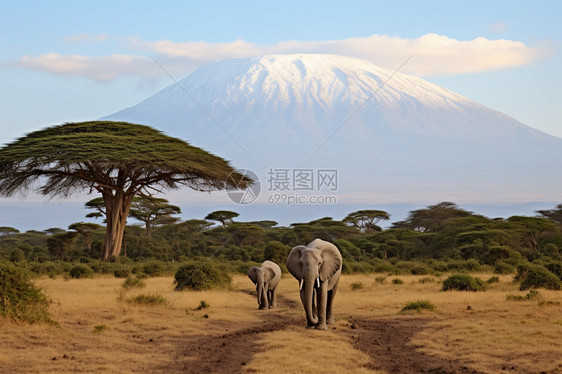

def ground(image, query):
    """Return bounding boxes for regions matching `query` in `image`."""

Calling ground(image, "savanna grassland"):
[1,273,561,374]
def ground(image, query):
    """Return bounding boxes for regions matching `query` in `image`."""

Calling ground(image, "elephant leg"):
[326,280,339,325]
[315,286,328,330]
[269,288,276,308]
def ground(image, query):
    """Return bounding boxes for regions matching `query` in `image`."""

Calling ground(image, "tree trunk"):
[146,222,152,239]
[102,190,133,261]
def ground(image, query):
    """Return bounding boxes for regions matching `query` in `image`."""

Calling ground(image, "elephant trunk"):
[301,274,319,327]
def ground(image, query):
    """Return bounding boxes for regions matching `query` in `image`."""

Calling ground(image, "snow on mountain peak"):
[102,53,562,204]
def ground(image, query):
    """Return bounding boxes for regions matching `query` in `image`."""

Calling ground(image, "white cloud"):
[10,33,546,81]
[14,53,159,82]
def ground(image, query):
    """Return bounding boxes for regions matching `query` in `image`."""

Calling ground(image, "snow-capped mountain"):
[103,54,562,203]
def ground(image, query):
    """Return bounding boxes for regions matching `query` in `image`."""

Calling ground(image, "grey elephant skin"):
[248,260,282,310]
[286,238,342,330]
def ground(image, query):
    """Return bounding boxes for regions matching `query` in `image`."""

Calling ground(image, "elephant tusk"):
[299,278,304,291]
[316,277,320,289]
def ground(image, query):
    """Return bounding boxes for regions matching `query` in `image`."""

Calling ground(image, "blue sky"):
[0,0,561,230]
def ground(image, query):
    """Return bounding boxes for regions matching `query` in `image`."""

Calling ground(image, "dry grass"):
[0,272,561,373]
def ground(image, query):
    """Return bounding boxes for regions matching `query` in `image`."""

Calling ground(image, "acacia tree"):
[392,202,472,232]
[85,197,106,221]
[205,210,239,227]
[343,210,390,233]
[537,204,562,228]
[69,222,101,253]
[0,121,251,261]
[129,196,181,238]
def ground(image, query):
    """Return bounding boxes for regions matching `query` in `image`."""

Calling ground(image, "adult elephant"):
[248,260,282,309]
[286,238,342,330]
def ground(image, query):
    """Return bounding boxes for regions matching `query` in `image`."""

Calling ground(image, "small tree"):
[46,232,77,260]
[128,196,181,238]
[69,222,102,253]
[85,197,106,221]
[537,204,562,229]
[205,210,239,227]
[343,210,390,233]
[0,227,19,236]
[506,216,558,254]
[392,202,472,232]
[0,121,251,261]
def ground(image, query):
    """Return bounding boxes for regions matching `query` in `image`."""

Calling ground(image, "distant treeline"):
[1,202,562,279]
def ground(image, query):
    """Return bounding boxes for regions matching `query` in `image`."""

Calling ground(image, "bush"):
[174,262,232,291]
[443,274,485,292]
[9,249,26,263]
[506,290,541,301]
[142,260,166,277]
[392,278,404,285]
[544,261,562,280]
[122,276,146,290]
[400,300,435,313]
[127,294,167,306]
[195,300,209,310]
[28,261,65,278]
[486,276,500,284]
[418,276,435,284]
[93,324,108,333]
[350,282,364,290]
[0,264,53,324]
[113,268,131,278]
[516,264,561,291]
[494,260,515,274]
[69,264,94,279]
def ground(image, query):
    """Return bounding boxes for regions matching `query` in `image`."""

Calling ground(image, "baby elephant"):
[248,260,282,309]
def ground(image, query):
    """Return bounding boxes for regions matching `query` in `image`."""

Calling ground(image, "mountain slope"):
[103,54,562,203]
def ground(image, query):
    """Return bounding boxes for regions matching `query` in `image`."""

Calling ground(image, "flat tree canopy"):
[0,121,252,260]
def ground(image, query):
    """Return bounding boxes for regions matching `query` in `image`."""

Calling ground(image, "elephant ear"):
[264,266,276,282]
[248,266,259,285]
[317,240,343,281]
[286,245,305,280]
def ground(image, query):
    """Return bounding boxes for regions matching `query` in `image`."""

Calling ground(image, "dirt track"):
[155,293,485,373]
[347,317,483,374]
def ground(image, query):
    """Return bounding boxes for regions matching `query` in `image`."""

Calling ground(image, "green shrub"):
[9,249,26,263]
[516,264,561,291]
[195,300,209,310]
[418,276,435,284]
[486,276,500,284]
[113,268,131,278]
[350,282,364,290]
[122,276,146,290]
[400,300,435,313]
[374,275,386,283]
[142,261,165,277]
[28,262,65,278]
[494,260,515,274]
[127,294,167,306]
[544,261,562,280]
[392,278,404,285]
[443,274,485,292]
[93,324,108,333]
[0,264,53,324]
[506,290,541,301]
[174,262,232,291]
[409,264,432,275]
[69,264,94,279]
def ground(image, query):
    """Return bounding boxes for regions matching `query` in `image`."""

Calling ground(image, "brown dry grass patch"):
[0,273,560,373]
